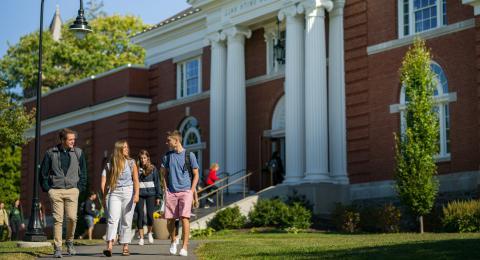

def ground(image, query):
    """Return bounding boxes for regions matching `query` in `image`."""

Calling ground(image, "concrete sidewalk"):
[38,240,199,259]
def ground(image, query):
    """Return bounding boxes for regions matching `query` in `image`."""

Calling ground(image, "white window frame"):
[179,116,206,178]
[398,0,447,38]
[398,62,455,162]
[176,57,202,99]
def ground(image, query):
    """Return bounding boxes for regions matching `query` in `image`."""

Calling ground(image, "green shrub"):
[285,190,314,211]
[248,199,289,227]
[207,205,246,231]
[248,199,312,229]
[332,203,360,233]
[283,203,312,229]
[191,227,215,238]
[359,204,401,233]
[442,200,480,232]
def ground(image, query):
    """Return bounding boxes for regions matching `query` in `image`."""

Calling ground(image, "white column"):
[329,0,349,184]
[206,32,227,173]
[278,6,305,184]
[300,0,333,182]
[221,26,251,192]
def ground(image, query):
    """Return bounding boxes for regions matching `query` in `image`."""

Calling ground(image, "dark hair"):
[88,191,96,197]
[58,128,77,142]
[138,149,154,176]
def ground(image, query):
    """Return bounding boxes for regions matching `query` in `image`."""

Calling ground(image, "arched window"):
[179,116,205,178]
[399,62,452,160]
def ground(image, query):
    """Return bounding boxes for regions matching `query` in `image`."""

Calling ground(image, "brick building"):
[22,0,480,215]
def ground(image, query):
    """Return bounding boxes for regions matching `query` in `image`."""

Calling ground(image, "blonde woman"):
[101,140,139,257]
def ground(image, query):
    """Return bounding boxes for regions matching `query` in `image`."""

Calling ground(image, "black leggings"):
[135,196,156,228]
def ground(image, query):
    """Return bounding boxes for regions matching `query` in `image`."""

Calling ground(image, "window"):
[399,0,447,37]
[179,116,205,178]
[399,62,452,160]
[177,57,202,98]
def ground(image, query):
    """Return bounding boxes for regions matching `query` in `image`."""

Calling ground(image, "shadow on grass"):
[239,238,480,259]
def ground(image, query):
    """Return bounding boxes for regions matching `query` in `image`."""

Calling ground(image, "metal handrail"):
[197,169,247,195]
[196,171,254,211]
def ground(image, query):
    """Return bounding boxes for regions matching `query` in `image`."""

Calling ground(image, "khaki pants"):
[48,188,79,248]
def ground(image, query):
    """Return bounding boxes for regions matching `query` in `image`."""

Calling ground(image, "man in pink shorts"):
[161,131,199,257]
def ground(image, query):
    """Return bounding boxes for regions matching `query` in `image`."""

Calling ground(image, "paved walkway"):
[38,240,199,259]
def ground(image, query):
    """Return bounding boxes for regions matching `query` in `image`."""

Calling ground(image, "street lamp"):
[24,0,92,242]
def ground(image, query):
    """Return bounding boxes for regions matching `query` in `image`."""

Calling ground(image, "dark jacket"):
[138,166,162,199]
[84,198,97,217]
[40,145,87,192]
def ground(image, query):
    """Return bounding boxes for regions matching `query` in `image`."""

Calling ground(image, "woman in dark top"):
[135,150,161,245]
[9,199,24,241]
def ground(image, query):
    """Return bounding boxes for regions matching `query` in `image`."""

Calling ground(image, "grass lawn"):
[195,230,480,259]
[0,239,103,260]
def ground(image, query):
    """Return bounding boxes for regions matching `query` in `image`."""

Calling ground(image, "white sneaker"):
[179,248,188,257]
[169,243,177,255]
[147,232,154,244]
[138,238,144,246]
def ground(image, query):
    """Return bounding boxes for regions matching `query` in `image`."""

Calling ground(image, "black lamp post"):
[24,0,92,242]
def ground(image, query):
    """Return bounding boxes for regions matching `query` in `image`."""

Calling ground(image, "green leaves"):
[0,92,35,147]
[394,38,439,222]
[0,15,148,97]
[0,146,21,205]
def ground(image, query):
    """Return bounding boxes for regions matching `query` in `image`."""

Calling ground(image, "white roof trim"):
[25,96,152,138]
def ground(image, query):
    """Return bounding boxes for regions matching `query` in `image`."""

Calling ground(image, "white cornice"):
[25,97,152,138]
[157,91,210,111]
[24,64,147,104]
[367,19,474,55]
[463,0,480,15]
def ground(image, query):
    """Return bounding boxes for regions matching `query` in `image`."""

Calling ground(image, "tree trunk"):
[419,215,424,234]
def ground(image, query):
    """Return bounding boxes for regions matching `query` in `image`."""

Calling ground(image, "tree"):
[0,92,35,147]
[0,146,22,206]
[394,38,439,233]
[0,15,148,97]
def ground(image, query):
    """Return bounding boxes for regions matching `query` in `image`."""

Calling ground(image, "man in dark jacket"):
[40,128,87,258]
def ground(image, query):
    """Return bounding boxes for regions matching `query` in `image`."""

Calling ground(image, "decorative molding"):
[367,19,475,55]
[25,97,152,138]
[297,0,333,14]
[172,48,204,63]
[463,0,480,15]
[220,26,252,41]
[157,91,210,111]
[246,70,285,87]
[389,92,457,113]
[278,5,300,21]
[204,32,223,45]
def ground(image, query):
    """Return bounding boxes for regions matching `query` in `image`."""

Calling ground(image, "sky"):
[0,0,191,58]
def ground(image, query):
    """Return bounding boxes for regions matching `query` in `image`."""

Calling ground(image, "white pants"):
[106,186,135,244]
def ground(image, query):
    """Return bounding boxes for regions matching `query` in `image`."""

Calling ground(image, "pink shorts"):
[164,189,193,219]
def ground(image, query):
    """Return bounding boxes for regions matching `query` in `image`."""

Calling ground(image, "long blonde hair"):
[106,140,130,191]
